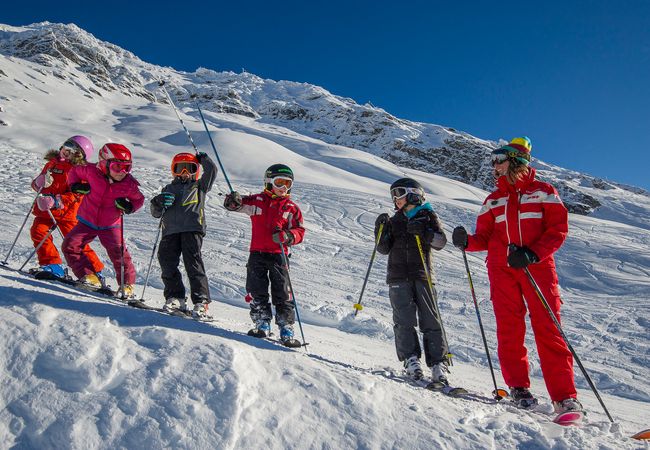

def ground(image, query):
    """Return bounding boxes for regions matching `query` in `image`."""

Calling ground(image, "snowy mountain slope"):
[0,21,649,449]
[0,142,648,448]
[2,22,649,218]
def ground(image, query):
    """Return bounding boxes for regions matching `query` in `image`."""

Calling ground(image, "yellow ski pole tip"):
[353,303,363,311]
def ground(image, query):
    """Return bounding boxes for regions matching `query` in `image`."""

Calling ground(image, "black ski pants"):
[157,232,210,304]
[246,251,294,326]
[389,279,448,367]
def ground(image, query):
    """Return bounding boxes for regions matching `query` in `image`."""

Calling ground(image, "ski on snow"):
[246,328,304,349]
[369,368,472,400]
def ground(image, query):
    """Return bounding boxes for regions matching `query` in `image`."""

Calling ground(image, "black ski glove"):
[196,152,208,163]
[452,226,468,249]
[154,192,175,208]
[71,182,91,195]
[375,213,390,228]
[272,230,294,245]
[507,245,539,268]
[115,197,134,214]
[224,191,243,211]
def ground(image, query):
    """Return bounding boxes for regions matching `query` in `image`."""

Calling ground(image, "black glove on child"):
[224,191,243,211]
[196,152,208,163]
[507,245,539,268]
[375,213,390,228]
[115,197,134,214]
[71,182,91,195]
[452,226,468,249]
[272,230,294,245]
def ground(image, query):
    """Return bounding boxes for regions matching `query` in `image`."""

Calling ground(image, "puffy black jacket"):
[150,154,217,236]
[376,206,447,284]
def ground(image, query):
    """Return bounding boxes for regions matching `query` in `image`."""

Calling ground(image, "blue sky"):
[5,0,650,189]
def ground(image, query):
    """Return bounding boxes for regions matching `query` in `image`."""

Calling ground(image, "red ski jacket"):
[238,191,305,253]
[466,168,568,267]
[31,157,84,222]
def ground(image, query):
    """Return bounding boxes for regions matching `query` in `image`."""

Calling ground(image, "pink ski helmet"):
[63,135,95,161]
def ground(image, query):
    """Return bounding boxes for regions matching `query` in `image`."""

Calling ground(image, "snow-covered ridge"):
[1,22,648,218]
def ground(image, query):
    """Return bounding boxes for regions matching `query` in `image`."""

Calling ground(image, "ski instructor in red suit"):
[451,137,582,415]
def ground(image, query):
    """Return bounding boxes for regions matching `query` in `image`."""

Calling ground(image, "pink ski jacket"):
[67,165,145,228]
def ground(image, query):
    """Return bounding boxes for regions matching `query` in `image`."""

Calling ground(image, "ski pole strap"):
[353,222,384,316]
[195,103,234,193]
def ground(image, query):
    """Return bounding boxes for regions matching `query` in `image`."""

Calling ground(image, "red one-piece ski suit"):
[466,168,577,401]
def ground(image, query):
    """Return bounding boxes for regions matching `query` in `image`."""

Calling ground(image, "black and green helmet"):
[265,164,294,180]
[264,163,294,193]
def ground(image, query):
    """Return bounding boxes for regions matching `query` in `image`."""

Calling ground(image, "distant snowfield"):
[1,41,649,449]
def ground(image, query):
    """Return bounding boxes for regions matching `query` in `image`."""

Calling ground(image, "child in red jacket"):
[223,164,305,346]
[29,136,103,279]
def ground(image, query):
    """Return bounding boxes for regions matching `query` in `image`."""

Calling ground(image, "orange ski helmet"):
[171,152,200,180]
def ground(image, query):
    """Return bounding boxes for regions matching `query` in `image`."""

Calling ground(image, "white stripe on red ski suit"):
[466,167,577,401]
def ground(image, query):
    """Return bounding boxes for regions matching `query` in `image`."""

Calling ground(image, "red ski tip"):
[553,410,584,426]
[631,429,650,440]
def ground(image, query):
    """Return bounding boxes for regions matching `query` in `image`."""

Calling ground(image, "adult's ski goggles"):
[491,146,531,166]
[491,152,510,165]
[108,160,132,174]
[173,162,199,176]
[390,186,424,201]
[271,176,293,189]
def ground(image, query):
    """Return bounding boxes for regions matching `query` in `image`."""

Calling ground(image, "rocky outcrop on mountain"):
[0,23,156,101]
[1,22,646,215]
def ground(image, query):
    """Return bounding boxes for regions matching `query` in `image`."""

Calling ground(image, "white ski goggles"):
[269,176,293,189]
[390,186,424,201]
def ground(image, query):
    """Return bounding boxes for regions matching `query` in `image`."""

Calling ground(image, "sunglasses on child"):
[108,160,132,174]
[271,176,293,189]
[390,186,424,201]
[173,162,198,176]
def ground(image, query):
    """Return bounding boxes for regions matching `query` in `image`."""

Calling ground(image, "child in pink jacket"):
[62,143,145,297]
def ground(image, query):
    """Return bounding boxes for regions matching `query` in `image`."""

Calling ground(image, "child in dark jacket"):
[223,164,305,346]
[375,177,450,386]
[150,152,217,319]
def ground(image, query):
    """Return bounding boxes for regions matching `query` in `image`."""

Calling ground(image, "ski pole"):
[2,183,45,266]
[158,80,200,154]
[522,265,614,423]
[461,249,508,400]
[140,213,164,301]
[18,215,59,272]
[195,102,234,193]
[44,206,65,241]
[119,213,126,300]
[278,242,308,348]
[415,234,453,364]
[353,222,384,316]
